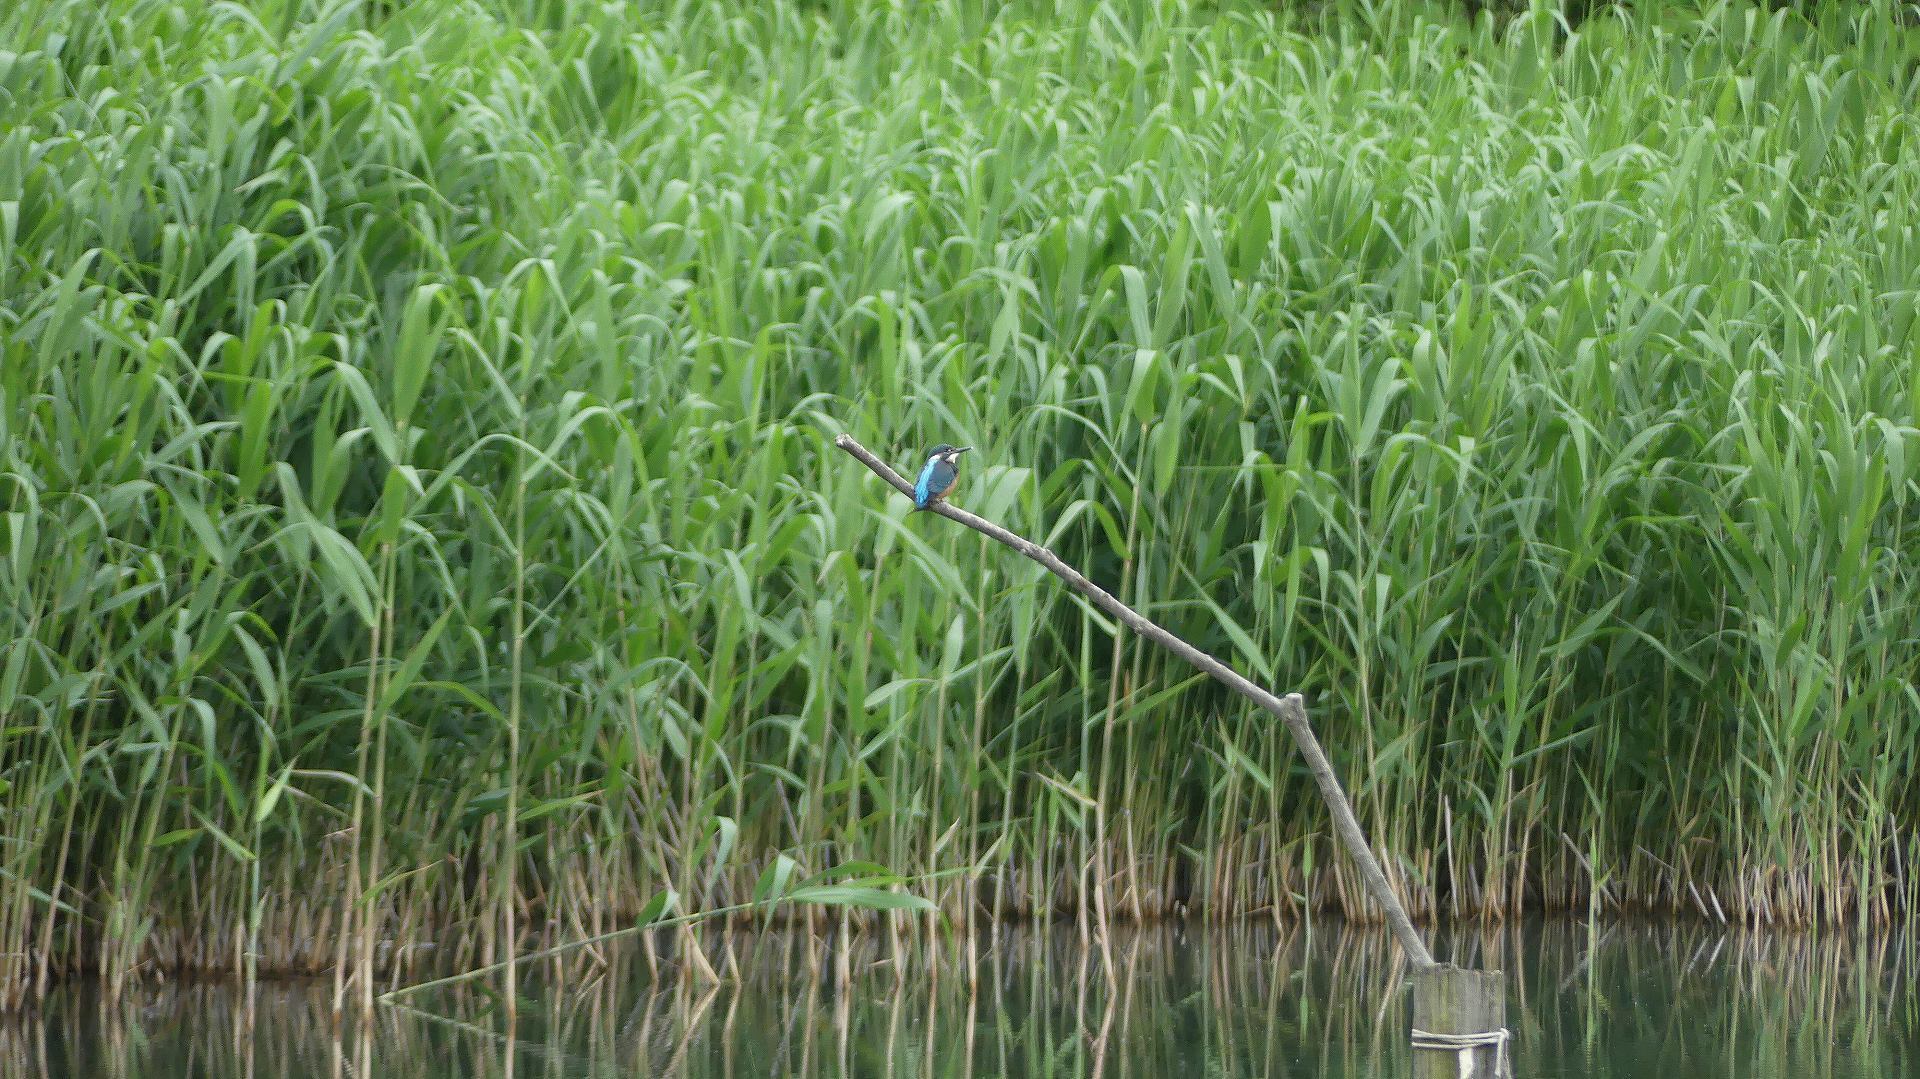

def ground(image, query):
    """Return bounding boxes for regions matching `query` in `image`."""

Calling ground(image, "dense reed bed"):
[4,0,1920,1003]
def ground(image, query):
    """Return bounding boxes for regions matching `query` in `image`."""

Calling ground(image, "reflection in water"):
[14,921,1920,1078]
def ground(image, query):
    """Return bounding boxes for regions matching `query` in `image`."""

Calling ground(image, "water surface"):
[17,920,1919,1077]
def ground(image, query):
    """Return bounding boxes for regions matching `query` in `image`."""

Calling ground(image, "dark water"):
[16,920,1920,1077]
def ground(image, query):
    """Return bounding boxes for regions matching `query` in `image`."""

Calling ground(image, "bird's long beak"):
[953,446,973,455]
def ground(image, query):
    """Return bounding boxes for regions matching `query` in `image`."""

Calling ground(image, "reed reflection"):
[14,921,1919,1078]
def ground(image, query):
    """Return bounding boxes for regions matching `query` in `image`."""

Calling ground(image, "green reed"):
[3,0,1920,1003]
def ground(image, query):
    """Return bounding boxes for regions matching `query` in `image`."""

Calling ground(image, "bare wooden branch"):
[832,433,1436,971]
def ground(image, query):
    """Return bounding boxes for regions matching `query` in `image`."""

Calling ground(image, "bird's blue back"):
[915,457,956,508]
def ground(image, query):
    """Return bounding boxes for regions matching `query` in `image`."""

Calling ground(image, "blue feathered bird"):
[913,444,971,510]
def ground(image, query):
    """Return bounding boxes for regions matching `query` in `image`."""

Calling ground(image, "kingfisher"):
[912,444,971,510]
